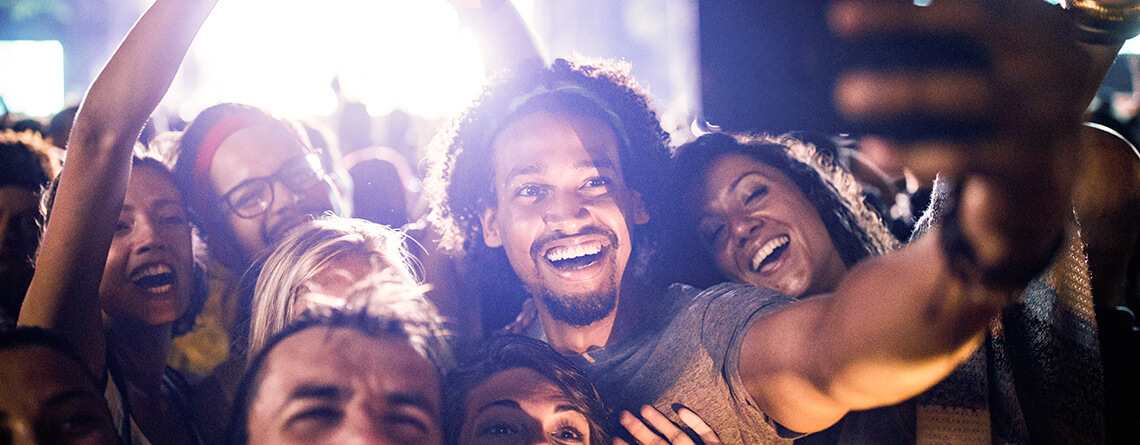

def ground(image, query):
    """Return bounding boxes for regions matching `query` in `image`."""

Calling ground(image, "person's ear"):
[480,207,503,248]
[631,190,649,225]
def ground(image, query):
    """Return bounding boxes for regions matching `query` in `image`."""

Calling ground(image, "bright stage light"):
[174,0,485,119]
[0,41,65,117]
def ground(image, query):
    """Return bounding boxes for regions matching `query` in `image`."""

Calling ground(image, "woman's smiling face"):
[98,164,193,327]
[689,152,847,298]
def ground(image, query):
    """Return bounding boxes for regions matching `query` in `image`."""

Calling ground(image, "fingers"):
[827,0,1084,179]
[619,410,664,445]
[676,407,722,445]
[829,0,990,38]
[640,405,693,444]
[619,406,694,445]
[835,69,993,122]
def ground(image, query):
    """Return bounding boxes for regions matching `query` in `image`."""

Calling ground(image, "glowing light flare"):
[176,0,485,119]
[0,41,64,117]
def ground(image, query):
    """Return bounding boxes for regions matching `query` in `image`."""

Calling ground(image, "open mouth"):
[545,241,604,271]
[751,235,790,272]
[130,264,176,294]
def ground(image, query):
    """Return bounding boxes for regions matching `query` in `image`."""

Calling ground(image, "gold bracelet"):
[1063,0,1140,43]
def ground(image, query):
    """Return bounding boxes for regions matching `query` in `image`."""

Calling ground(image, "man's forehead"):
[489,111,625,178]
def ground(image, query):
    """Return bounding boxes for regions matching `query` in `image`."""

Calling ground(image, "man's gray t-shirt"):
[565,282,795,445]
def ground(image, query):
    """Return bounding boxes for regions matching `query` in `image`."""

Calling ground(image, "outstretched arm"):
[738,0,1095,433]
[18,0,218,375]
[450,0,544,75]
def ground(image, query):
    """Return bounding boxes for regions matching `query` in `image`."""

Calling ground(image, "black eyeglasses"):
[218,153,326,219]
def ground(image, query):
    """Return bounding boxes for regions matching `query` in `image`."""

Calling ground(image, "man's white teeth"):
[751,235,790,272]
[546,242,603,262]
[130,264,172,282]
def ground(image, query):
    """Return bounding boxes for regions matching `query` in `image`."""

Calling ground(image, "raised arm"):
[738,0,1098,433]
[450,0,544,75]
[18,0,218,374]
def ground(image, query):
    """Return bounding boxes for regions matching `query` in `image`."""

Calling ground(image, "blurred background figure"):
[0,130,60,324]
[46,105,78,150]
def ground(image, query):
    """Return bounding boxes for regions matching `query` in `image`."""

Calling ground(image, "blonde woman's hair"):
[248,217,422,358]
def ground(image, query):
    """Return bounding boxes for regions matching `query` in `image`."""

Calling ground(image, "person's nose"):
[542,189,589,234]
[730,215,761,249]
[339,409,395,445]
[269,180,302,216]
[133,216,167,255]
[339,431,394,445]
[9,419,36,445]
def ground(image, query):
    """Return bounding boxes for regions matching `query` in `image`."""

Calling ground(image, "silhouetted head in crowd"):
[174,103,345,270]
[249,217,421,357]
[47,106,78,150]
[337,101,373,154]
[423,58,670,330]
[228,309,450,445]
[665,132,898,296]
[0,130,61,322]
[0,326,118,445]
[443,335,610,445]
[300,119,355,218]
[11,119,45,136]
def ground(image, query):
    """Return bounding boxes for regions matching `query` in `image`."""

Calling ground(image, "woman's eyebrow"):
[554,403,583,414]
[474,399,523,417]
[44,388,104,407]
[730,172,763,192]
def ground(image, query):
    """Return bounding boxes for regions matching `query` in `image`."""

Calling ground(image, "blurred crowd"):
[1,0,1139,444]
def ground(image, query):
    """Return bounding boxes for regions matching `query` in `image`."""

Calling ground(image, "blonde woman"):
[248,217,427,357]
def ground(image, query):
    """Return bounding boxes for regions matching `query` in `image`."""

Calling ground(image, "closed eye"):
[285,406,343,431]
[745,185,768,204]
[385,413,428,432]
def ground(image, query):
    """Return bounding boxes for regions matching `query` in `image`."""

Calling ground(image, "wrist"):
[1063,0,1140,44]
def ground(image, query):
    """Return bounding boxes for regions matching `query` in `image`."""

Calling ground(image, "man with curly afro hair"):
[423,57,671,335]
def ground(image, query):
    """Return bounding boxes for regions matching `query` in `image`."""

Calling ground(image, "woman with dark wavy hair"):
[18,0,218,443]
[661,132,899,295]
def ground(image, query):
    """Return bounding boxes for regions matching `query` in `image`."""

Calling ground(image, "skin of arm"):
[735,0,1108,433]
[450,0,544,74]
[17,0,218,376]
[1074,124,1140,310]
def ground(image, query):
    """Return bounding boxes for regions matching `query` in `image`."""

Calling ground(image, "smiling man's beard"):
[527,225,623,327]
[539,285,618,327]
